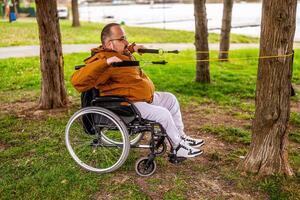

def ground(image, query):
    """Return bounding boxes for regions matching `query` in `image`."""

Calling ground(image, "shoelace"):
[180,145,188,150]
[183,137,196,144]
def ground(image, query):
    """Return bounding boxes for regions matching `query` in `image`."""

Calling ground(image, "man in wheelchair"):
[71,23,204,159]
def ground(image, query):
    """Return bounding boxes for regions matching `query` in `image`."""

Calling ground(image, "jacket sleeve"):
[71,57,110,92]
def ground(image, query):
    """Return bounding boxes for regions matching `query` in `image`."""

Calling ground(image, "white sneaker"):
[181,136,205,148]
[175,140,203,158]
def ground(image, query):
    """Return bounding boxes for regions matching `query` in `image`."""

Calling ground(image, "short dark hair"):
[101,23,120,45]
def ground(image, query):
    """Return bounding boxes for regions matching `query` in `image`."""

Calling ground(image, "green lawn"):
[0,49,300,199]
[0,19,259,47]
[1,48,299,105]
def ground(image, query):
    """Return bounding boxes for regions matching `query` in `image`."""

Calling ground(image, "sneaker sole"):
[189,141,205,148]
[183,150,204,158]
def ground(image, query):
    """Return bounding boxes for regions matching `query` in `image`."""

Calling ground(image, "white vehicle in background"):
[57,6,69,19]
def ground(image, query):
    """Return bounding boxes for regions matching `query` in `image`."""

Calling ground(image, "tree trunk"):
[239,0,297,176]
[4,1,9,19]
[194,0,210,83]
[219,0,233,61]
[72,0,80,27]
[35,0,68,109]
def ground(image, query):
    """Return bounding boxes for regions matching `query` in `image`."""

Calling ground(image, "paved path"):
[0,43,299,59]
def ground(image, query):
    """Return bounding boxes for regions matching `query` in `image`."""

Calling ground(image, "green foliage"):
[258,176,291,200]
[290,112,300,127]
[0,19,259,47]
[289,130,300,144]
[289,149,300,172]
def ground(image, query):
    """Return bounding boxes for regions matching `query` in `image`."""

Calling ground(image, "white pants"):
[134,92,185,146]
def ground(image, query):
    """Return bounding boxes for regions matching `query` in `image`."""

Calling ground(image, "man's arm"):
[71,58,110,92]
[71,55,123,92]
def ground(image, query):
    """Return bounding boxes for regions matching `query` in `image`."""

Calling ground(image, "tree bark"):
[239,0,297,176]
[72,0,80,27]
[194,0,210,83]
[35,0,68,109]
[4,0,9,19]
[219,0,233,61]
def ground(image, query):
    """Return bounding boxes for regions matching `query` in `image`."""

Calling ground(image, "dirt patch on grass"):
[0,97,81,119]
[291,101,300,113]
[0,141,10,151]
[94,103,271,199]
[182,103,252,135]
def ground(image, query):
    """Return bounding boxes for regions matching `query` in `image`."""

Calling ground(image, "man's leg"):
[133,102,182,146]
[152,92,204,147]
[151,92,185,137]
[133,101,202,158]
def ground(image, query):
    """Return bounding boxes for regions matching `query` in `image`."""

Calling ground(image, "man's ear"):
[105,41,113,49]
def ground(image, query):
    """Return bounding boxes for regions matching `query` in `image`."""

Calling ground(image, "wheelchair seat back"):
[81,88,139,135]
[91,96,138,124]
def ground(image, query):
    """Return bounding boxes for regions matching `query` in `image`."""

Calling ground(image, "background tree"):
[194,0,210,83]
[35,0,68,109]
[239,0,297,176]
[71,0,80,27]
[219,0,233,61]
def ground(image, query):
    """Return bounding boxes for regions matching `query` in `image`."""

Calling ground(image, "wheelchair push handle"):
[151,60,168,65]
[138,48,179,54]
[111,60,140,67]
[111,60,168,66]
[74,59,167,70]
[75,65,85,70]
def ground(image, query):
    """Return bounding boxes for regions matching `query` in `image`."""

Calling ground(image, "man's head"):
[101,23,129,54]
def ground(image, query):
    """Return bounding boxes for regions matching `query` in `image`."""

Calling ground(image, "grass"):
[0,19,259,47]
[201,125,251,145]
[0,49,300,199]
[258,175,300,200]
[291,112,300,127]
[289,131,300,144]
[0,114,110,199]
[0,48,286,105]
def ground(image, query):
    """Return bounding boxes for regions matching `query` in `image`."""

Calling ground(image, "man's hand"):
[133,45,146,55]
[106,56,122,65]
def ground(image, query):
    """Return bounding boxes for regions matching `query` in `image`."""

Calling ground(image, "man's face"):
[106,26,129,54]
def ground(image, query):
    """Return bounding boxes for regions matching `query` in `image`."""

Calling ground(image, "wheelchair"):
[65,61,186,176]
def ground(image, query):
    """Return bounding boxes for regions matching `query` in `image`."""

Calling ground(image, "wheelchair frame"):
[65,95,186,176]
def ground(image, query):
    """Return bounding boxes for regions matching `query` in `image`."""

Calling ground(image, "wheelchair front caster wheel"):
[135,157,157,177]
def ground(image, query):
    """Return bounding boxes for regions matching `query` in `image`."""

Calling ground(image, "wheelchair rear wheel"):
[65,107,130,173]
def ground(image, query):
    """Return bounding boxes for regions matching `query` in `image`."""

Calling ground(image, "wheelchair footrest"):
[168,153,187,164]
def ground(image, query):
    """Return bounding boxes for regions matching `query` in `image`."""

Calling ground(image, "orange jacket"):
[71,45,155,103]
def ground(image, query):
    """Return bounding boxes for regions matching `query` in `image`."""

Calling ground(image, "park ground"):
[0,20,300,199]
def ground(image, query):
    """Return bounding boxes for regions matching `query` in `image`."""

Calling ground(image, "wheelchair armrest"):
[92,96,128,103]
[91,96,143,123]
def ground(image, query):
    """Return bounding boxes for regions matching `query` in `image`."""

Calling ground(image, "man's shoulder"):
[84,50,118,64]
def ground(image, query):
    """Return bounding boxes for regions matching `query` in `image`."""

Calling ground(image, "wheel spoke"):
[66,108,130,173]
